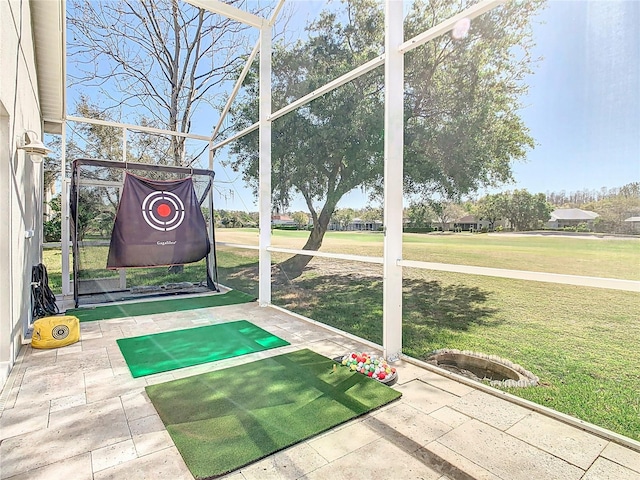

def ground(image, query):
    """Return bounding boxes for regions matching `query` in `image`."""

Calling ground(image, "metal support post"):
[258,26,272,306]
[382,0,404,361]
[61,123,71,296]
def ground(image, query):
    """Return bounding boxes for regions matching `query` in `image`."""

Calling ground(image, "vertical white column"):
[383,0,404,361]
[258,25,272,306]
[122,127,127,163]
[61,123,71,296]
[119,127,127,289]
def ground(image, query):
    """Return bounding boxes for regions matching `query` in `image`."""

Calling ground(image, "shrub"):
[43,218,61,242]
[403,227,434,234]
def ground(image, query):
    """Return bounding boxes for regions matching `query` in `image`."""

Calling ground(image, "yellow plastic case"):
[31,316,80,349]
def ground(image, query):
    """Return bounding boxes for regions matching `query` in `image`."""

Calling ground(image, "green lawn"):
[214,231,640,441]
[42,230,640,440]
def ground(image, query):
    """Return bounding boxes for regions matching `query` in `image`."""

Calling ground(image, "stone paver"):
[582,457,640,480]
[0,399,50,440]
[303,438,442,480]
[50,392,87,412]
[91,439,138,473]
[307,419,380,462]
[449,389,531,430]
[1,300,639,480]
[128,414,175,457]
[92,447,193,480]
[600,442,640,474]
[420,441,502,480]
[428,406,471,429]
[0,452,93,480]
[436,419,585,480]
[365,402,451,448]
[1,397,130,478]
[395,379,460,414]
[417,368,476,397]
[507,411,608,469]
[239,442,328,480]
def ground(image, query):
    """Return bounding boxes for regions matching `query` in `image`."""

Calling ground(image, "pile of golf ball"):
[340,352,396,381]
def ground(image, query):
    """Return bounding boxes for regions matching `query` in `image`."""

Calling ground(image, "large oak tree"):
[230,0,544,276]
[68,0,267,165]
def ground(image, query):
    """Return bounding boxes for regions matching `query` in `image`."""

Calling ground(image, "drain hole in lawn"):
[426,349,538,388]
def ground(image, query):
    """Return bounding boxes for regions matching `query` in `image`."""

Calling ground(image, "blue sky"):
[214,0,640,211]
[509,0,640,197]
[65,1,640,212]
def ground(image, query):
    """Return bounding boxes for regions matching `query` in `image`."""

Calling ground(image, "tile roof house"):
[547,208,599,229]
[624,216,640,234]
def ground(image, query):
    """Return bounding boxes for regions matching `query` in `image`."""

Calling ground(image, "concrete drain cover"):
[426,349,539,387]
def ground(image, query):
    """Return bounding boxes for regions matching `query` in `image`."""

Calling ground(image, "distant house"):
[328,218,383,231]
[349,218,382,231]
[454,215,492,232]
[271,214,297,227]
[624,216,640,234]
[546,208,599,229]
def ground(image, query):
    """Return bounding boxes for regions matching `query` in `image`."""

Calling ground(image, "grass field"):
[42,229,640,440]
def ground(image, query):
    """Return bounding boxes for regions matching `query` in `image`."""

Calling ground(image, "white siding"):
[0,0,45,389]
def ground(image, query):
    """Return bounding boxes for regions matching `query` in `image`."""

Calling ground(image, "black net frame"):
[70,158,219,308]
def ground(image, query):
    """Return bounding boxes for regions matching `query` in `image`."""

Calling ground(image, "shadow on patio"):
[1,298,639,480]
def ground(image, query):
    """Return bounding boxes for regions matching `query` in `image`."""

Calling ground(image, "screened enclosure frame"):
[184,0,507,361]
[56,0,640,362]
[69,158,219,308]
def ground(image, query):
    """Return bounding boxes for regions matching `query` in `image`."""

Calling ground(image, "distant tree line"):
[577,183,640,234]
[545,184,640,207]
[402,182,640,234]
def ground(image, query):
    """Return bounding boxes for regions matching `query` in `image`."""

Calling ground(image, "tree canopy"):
[229,0,544,275]
[67,0,267,165]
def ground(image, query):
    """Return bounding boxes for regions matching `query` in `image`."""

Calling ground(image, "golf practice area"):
[145,348,402,479]
[116,320,289,377]
[66,289,255,322]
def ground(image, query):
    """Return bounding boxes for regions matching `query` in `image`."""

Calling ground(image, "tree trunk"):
[278,202,335,279]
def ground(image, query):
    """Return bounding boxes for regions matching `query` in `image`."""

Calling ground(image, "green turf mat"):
[66,290,255,322]
[117,320,289,378]
[146,348,402,479]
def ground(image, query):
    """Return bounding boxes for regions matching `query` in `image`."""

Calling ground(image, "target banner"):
[107,173,210,269]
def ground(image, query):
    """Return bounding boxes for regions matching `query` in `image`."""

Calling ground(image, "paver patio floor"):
[1,301,639,479]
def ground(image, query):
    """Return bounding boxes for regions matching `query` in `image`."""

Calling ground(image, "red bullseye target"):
[157,203,171,217]
[142,191,185,231]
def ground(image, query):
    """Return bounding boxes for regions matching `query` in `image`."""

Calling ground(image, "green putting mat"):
[66,290,255,322]
[117,320,289,378]
[146,348,402,479]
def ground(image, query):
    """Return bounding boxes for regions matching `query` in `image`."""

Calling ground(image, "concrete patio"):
[1,300,639,480]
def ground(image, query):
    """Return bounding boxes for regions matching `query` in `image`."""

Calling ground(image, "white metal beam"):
[258,26,272,306]
[66,116,211,141]
[211,0,504,149]
[211,42,260,142]
[211,55,386,153]
[183,0,266,28]
[268,0,286,27]
[270,55,385,123]
[60,123,71,296]
[211,122,259,151]
[382,0,404,362]
[211,57,385,152]
[400,0,506,54]
[400,260,640,293]
[210,0,285,143]
[268,246,383,265]
[218,242,640,293]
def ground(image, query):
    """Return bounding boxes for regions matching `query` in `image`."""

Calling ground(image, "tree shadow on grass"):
[401,277,502,358]
[273,270,501,346]
[402,277,500,331]
[215,259,501,348]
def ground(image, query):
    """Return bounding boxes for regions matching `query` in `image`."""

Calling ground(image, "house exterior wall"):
[546,219,597,230]
[0,0,45,390]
